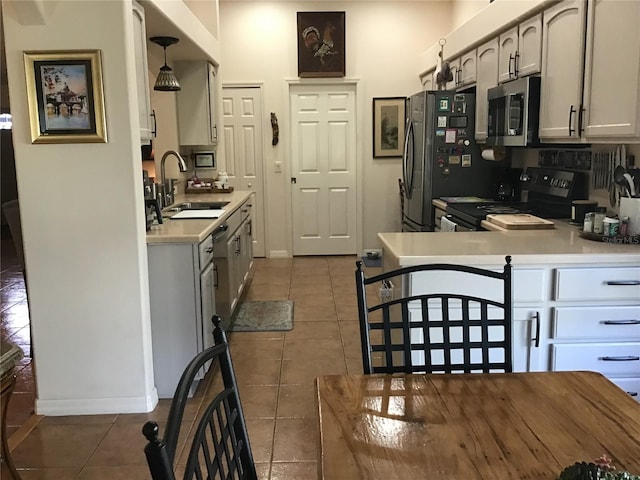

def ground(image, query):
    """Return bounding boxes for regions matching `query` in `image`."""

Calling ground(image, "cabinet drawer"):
[552,306,640,340]
[552,343,640,375]
[609,377,640,401]
[198,235,214,269]
[554,267,640,301]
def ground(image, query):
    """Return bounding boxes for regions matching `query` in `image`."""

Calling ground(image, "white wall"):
[218,1,453,254]
[3,0,157,414]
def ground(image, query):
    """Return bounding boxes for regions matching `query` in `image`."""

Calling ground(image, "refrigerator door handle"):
[403,118,414,198]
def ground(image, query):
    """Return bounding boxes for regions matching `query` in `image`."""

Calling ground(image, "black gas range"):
[444,167,588,230]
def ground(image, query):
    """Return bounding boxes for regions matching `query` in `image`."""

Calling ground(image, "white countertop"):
[146,190,253,244]
[379,222,640,266]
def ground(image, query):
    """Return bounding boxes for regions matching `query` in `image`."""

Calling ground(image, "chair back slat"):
[356,257,513,375]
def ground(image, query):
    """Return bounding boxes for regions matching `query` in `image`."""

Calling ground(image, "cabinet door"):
[517,14,542,77]
[513,308,545,373]
[422,70,435,90]
[475,38,499,142]
[583,0,640,138]
[199,261,215,373]
[176,61,217,147]
[240,215,254,286]
[132,1,153,144]
[498,26,518,84]
[539,0,587,141]
[226,232,240,316]
[459,50,477,87]
[446,57,460,90]
[207,63,218,144]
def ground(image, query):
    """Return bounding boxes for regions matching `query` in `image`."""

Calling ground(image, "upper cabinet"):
[539,0,587,142]
[175,61,218,147]
[540,0,640,142]
[422,69,435,90]
[132,1,155,145]
[475,38,499,142]
[582,0,640,139]
[498,15,542,84]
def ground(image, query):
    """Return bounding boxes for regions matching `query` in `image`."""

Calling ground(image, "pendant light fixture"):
[150,36,181,91]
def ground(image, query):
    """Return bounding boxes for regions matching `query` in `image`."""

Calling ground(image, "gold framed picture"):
[23,50,107,144]
[373,97,406,158]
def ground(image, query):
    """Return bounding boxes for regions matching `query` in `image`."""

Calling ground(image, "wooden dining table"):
[316,371,640,479]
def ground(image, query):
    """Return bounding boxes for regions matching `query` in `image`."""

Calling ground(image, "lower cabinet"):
[148,234,216,398]
[549,267,640,402]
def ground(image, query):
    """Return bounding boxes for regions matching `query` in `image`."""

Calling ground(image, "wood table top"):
[316,371,640,479]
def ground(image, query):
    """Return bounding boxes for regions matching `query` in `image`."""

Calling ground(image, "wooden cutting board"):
[485,214,555,229]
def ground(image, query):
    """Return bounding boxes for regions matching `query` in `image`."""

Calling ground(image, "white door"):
[290,83,357,256]
[222,86,265,257]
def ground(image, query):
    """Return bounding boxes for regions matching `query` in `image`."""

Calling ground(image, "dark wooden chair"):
[355,256,513,374]
[142,315,257,480]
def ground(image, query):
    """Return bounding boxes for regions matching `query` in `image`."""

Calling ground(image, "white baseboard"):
[268,250,290,258]
[35,387,159,416]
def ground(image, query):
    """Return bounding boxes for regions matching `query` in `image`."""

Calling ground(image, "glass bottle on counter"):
[593,207,607,234]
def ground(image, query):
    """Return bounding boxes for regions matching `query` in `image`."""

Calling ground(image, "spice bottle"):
[583,212,594,233]
[593,207,607,234]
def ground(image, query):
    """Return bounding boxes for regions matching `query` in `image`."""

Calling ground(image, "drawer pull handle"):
[628,391,638,397]
[532,312,540,348]
[601,356,640,361]
[605,280,640,286]
[603,320,640,325]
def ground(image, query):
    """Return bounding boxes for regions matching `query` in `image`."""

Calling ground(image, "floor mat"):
[231,300,294,332]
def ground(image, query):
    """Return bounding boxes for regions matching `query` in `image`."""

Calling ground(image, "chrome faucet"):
[160,150,188,207]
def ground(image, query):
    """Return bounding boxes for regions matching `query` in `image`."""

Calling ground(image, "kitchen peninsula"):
[378,225,640,401]
[146,190,254,398]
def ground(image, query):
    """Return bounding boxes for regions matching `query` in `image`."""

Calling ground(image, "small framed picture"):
[297,11,345,78]
[23,50,107,144]
[372,97,406,158]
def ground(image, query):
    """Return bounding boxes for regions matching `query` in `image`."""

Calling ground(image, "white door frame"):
[284,77,363,257]
[221,81,268,257]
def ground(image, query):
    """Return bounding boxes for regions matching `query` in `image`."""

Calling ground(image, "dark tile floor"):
[1,242,377,479]
[1,233,37,439]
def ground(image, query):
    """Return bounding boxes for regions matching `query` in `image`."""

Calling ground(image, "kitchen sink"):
[168,201,230,211]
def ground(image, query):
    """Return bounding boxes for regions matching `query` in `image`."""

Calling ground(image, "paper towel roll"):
[482,148,496,161]
[481,147,506,161]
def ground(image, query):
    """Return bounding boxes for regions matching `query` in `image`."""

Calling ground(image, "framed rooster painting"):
[297,11,345,77]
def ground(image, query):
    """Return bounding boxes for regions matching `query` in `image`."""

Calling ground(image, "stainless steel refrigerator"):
[402,90,497,232]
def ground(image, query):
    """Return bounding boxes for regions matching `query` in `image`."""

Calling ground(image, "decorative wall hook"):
[270,112,279,146]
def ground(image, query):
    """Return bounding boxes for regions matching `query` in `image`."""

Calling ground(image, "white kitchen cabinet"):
[539,0,587,142]
[498,15,542,84]
[475,38,499,142]
[132,1,155,144]
[517,14,543,78]
[445,56,460,91]
[175,61,218,147]
[458,50,477,87]
[422,69,435,90]
[148,233,217,398]
[582,0,640,139]
[550,266,640,402]
[498,26,518,84]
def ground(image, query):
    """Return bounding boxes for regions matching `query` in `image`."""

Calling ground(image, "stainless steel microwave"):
[486,76,541,147]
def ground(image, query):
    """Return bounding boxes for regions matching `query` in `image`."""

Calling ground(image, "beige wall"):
[451,0,491,30]
[3,0,156,414]
[218,1,453,254]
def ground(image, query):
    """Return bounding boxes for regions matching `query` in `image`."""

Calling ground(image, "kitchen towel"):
[441,216,457,232]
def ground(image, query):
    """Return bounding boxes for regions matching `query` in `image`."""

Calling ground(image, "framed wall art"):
[23,50,107,144]
[297,11,345,78]
[373,97,406,158]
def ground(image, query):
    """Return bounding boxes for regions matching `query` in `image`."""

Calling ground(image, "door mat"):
[231,300,294,332]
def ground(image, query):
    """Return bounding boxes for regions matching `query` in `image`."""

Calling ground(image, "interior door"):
[221,86,266,257]
[290,83,357,255]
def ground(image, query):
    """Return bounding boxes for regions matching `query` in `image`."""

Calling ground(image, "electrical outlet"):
[274,161,282,173]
